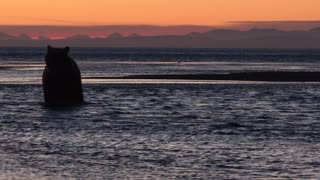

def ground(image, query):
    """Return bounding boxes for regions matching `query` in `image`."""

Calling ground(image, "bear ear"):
[65,46,70,54]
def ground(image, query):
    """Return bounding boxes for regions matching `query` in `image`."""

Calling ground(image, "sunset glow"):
[1,0,320,26]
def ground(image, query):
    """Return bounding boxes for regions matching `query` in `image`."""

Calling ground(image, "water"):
[1,48,320,179]
[1,48,320,83]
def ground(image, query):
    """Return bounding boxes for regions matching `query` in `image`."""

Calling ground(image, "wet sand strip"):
[84,72,320,82]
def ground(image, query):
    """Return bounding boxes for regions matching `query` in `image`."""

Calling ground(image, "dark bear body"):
[43,46,84,106]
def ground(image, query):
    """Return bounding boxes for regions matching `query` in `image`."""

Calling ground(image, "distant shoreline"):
[84,72,320,82]
[1,72,320,85]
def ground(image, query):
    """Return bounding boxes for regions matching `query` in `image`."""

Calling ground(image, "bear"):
[43,46,84,106]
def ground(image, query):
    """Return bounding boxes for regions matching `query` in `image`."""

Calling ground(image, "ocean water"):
[1,48,320,179]
[1,48,320,83]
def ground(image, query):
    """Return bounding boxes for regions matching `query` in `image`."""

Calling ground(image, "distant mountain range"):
[1,28,320,48]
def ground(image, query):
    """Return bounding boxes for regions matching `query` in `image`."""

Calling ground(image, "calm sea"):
[0,48,320,179]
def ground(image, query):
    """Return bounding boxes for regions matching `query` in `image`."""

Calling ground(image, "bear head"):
[45,46,71,70]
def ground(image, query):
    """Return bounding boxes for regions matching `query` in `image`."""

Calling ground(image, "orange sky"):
[1,0,320,26]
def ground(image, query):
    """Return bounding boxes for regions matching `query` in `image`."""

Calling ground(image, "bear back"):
[43,46,84,106]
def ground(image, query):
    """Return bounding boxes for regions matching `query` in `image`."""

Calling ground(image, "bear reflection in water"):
[43,46,84,106]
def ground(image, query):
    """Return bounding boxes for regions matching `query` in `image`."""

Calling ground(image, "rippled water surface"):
[1,84,320,179]
[1,48,320,179]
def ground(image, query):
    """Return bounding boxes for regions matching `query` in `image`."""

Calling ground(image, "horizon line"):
[2,27,320,39]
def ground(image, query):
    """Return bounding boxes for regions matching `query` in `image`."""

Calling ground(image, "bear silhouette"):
[43,46,84,106]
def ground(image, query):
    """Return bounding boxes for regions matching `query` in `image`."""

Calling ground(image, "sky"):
[1,0,320,37]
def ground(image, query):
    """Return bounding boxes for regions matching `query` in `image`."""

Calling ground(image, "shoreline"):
[84,71,320,82]
[1,71,320,85]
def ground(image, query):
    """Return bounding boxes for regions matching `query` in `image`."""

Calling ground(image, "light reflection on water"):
[1,61,320,84]
[0,84,320,179]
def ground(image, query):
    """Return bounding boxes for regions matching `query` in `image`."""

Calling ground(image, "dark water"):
[1,84,320,179]
[1,48,320,62]
[1,48,320,179]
